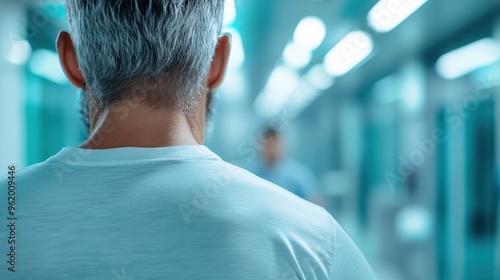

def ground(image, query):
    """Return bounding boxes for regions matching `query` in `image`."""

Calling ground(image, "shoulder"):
[0,158,69,198]
[217,160,334,231]
[0,162,50,183]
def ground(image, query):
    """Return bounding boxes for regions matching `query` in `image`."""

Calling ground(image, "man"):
[0,1,376,279]
[245,127,323,204]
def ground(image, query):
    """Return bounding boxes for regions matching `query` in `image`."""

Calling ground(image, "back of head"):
[65,0,225,112]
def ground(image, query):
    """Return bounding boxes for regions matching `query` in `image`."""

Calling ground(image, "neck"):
[79,102,203,149]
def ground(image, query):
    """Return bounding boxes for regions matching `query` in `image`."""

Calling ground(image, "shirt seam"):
[47,156,221,167]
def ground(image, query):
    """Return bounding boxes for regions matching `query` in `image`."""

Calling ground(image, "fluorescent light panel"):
[285,82,322,117]
[255,66,300,117]
[293,16,326,51]
[223,0,236,26]
[29,49,68,85]
[282,64,335,118]
[7,39,31,65]
[283,42,312,69]
[368,0,428,33]
[304,64,335,90]
[324,30,373,77]
[436,38,500,80]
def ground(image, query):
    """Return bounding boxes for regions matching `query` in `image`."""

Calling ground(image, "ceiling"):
[235,0,500,104]
[25,0,500,110]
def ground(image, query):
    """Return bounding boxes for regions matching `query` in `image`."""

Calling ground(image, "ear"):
[56,31,85,88]
[207,34,232,90]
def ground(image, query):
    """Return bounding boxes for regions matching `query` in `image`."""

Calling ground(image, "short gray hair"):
[65,0,225,111]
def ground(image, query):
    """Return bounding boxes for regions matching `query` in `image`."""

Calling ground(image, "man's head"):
[261,127,284,168]
[58,0,230,144]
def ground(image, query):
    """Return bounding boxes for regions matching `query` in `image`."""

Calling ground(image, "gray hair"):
[65,0,225,111]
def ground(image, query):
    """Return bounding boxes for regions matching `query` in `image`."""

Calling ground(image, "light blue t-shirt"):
[0,145,376,279]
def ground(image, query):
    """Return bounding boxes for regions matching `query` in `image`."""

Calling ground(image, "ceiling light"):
[29,49,68,85]
[223,0,237,26]
[304,64,335,90]
[6,39,32,65]
[283,42,312,69]
[324,30,373,77]
[368,0,428,33]
[293,16,326,51]
[436,38,500,80]
[255,66,300,117]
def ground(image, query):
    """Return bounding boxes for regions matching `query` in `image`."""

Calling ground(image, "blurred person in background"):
[246,127,324,205]
[0,0,376,279]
